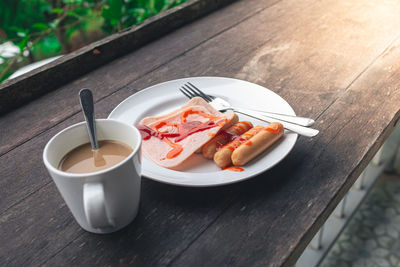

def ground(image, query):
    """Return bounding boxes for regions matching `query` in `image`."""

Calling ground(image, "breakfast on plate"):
[136,97,284,170]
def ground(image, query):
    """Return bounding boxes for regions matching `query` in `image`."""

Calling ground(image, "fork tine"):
[181,86,198,98]
[182,84,211,103]
[182,84,208,102]
[180,88,193,99]
[187,82,214,102]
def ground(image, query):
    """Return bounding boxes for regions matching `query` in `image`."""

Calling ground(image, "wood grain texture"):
[0,0,280,216]
[0,175,240,266]
[1,0,400,266]
[0,0,240,115]
[0,0,279,157]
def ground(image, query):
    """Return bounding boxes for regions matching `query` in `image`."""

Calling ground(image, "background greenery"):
[0,0,187,82]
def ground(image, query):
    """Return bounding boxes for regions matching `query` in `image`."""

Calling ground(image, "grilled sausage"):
[231,122,284,166]
[213,126,264,168]
[202,121,253,159]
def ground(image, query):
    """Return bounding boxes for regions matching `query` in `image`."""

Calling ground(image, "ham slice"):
[139,97,234,169]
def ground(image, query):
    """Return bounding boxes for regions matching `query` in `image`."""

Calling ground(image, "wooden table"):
[1,0,400,266]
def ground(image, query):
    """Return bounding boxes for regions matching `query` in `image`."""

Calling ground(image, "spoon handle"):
[79,88,99,150]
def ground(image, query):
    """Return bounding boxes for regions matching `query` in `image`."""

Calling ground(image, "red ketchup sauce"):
[136,108,226,159]
[244,140,253,146]
[265,123,281,134]
[223,166,244,172]
[135,125,179,140]
[175,120,220,142]
[220,126,263,152]
[162,138,183,159]
[213,130,246,152]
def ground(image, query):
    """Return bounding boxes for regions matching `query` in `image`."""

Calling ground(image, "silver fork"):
[180,82,319,137]
[182,82,314,126]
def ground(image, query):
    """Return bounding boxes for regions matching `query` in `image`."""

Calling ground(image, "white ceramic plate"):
[108,77,297,187]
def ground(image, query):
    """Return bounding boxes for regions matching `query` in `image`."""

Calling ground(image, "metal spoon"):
[79,89,105,166]
[79,88,99,150]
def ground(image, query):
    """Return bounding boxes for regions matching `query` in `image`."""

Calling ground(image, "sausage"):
[213,126,264,168]
[194,113,239,154]
[202,121,253,159]
[231,122,284,166]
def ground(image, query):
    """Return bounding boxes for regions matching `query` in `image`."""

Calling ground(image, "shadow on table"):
[57,149,310,266]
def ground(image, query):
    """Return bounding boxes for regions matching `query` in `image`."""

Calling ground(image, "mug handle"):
[83,183,114,229]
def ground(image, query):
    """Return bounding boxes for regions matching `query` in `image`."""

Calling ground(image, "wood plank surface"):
[0,0,240,114]
[1,0,400,266]
[0,0,279,156]
[0,0,279,219]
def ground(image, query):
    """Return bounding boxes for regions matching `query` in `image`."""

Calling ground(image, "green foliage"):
[0,0,188,82]
[100,0,187,33]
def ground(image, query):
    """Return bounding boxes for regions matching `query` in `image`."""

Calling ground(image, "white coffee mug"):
[43,119,142,234]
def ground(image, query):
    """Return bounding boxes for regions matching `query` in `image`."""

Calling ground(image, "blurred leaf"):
[33,23,48,30]
[9,26,26,33]
[153,0,164,12]
[17,32,27,37]
[49,19,60,29]
[0,72,12,83]
[101,0,123,21]
[52,8,64,14]
[16,36,29,52]
[34,35,62,55]
[63,0,83,4]
[74,6,92,16]
[1,0,189,83]
[129,8,147,23]
[67,11,78,17]
[148,0,155,11]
